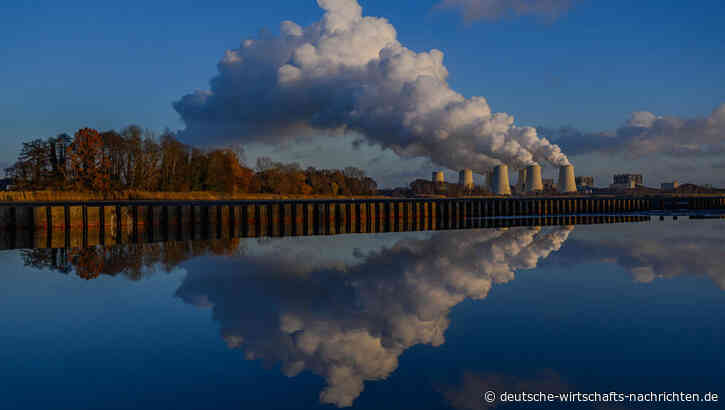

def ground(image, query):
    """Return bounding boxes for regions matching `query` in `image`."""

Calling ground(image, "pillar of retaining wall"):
[419,202,427,231]
[382,202,391,232]
[393,202,400,232]
[335,203,344,234]
[229,205,239,238]
[428,201,435,230]
[422,201,429,230]
[324,203,334,235]
[279,203,290,237]
[355,203,364,233]
[365,202,374,233]
[301,203,309,235]
[310,202,318,235]
[221,205,232,239]
[447,201,454,229]
[266,204,277,237]
[253,204,264,237]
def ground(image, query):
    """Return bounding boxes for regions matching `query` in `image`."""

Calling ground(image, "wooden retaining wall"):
[0,195,723,250]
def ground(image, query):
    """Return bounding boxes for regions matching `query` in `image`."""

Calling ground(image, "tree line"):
[4,126,378,195]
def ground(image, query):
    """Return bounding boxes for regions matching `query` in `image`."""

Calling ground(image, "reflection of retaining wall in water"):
[0,196,723,249]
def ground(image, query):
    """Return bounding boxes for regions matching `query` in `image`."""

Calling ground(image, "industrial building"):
[613,174,643,187]
[661,181,679,191]
[576,176,594,188]
[432,171,445,184]
[610,180,635,190]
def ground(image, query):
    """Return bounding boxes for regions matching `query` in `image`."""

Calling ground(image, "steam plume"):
[173,0,571,173]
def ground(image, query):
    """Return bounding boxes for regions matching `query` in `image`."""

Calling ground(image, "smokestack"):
[517,168,528,193]
[558,165,576,193]
[525,164,543,192]
[433,171,445,184]
[492,165,511,196]
[459,169,474,189]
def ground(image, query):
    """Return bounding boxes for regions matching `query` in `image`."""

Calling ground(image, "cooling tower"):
[525,164,544,192]
[459,169,474,189]
[517,168,528,193]
[492,165,511,196]
[558,165,576,193]
[433,171,445,183]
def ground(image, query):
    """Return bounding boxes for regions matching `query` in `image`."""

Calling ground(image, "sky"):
[2,0,724,187]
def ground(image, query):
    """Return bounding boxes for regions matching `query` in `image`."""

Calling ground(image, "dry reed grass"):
[0,190,389,202]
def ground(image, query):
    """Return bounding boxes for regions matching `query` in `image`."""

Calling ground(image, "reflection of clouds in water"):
[549,224,725,290]
[442,369,630,410]
[443,370,569,410]
[175,227,572,407]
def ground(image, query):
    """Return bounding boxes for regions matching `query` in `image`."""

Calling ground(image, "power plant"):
[426,163,573,196]
[525,164,544,192]
[558,165,577,193]
[492,164,512,196]
[459,169,474,189]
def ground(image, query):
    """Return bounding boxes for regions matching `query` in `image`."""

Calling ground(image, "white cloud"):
[437,0,577,22]
[174,0,570,173]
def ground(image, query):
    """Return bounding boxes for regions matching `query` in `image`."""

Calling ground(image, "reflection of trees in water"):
[20,239,244,280]
[175,226,574,407]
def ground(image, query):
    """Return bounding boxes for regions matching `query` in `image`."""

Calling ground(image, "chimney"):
[459,169,474,189]
[525,164,543,192]
[492,165,512,196]
[517,168,528,193]
[558,165,576,193]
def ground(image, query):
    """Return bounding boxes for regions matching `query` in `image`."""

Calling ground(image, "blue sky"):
[2,0,724,186]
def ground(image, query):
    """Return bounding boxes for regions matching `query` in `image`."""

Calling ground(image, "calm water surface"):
[2,218,724,409]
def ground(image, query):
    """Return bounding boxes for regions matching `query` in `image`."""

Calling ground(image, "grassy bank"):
[0,190,390,202]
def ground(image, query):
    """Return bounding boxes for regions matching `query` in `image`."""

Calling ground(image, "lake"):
[1,216,723,409]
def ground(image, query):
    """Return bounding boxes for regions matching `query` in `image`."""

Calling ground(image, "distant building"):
[0,178,13,191]
[661,181,679,191]
[542,178,555,190]
[613,174,643,187]
[610,180,635,190]
[576,176,594,188]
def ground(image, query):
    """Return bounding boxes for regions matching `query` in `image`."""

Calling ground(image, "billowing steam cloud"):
[545,103,725,158]
[173,0,571,173]
[176,226,573,407]
[438,0,578,22]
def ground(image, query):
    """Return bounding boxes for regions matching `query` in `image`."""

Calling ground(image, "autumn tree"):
[67,128,112,192]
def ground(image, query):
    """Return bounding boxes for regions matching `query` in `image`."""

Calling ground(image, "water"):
[1,217,724,409]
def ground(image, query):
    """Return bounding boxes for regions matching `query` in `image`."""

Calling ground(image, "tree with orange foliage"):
[66,128,112,192]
